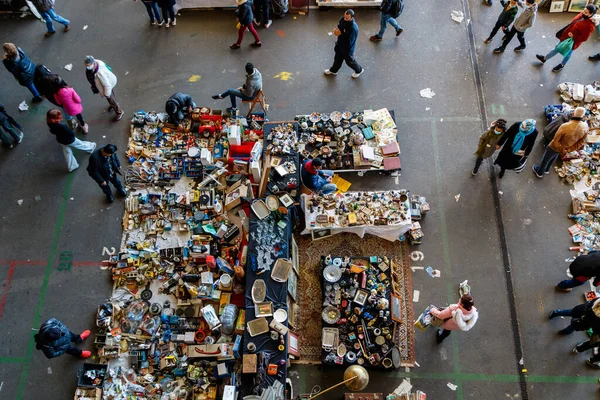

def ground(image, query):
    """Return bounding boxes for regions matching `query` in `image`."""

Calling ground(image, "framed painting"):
[391,293,403,323]
[568,0,590,12]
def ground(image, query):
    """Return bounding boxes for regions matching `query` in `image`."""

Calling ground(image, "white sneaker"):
[324,69,337,75]
[172,18,176,26]
[17,133,24,144]
[351,68,364,79]
[158,20,164,26]
[82,124,89,134]
[151,20,157,26]
[265,20,272,28]
[165,19,170,28]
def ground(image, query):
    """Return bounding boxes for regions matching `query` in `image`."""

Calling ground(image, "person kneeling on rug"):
[430,294,478,344]
[301,157,337,194]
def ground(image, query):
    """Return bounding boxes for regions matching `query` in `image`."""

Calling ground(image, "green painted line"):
[16,173,74,400]
[0,357,27,363]
[491,104,497,115]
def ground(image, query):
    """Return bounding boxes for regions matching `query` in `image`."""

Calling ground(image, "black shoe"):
[436,329,445,344]
[471,168,478,176]
[107,105,114,112]
[396,28,403,37]
[548,310,558,320]
[589,53,600,61]
[552,64,564,72]
[514,45,526,52]
[107,195,115,203]
[536,54,546,64]
[558,328,573,335]
[586,359,600,369]
[250,41,262,47]
[118,189,128,197]
[370,35,383,42]
[493,47,505,53]
[211,94,223,100]
[32,96,44,103]
[230,43,240,49]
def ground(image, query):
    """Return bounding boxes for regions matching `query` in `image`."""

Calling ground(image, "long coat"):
[2,48,36,86]
[494,122,538,170]
[35,318,72,359]
[475,127,505,159]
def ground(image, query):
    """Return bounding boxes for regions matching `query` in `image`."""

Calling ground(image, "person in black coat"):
[165,92,196,128]
[254,0,272,28]
[2,43,43,102]
[370,0,403,41]
[0,102,24,148]
[556,252,600,291]
[87,144,127,203]
[47,109,96,172]
[494,119,538,178]
[157,0,176,27]
[231,0,261,50]
[34,318,91,359]
[325,10,363,78]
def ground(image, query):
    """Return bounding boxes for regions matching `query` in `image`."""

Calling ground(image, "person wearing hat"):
[533,107,588,178]
[47,109,96,172]
[212,62,262,112]
[87,144,127,203]
[84,55,124,121]
[324,9,364,78]
[34,318,91,359]
[165,92,196,129]
[472,118,507,176]
[536,4,597,72]
[493,0,537,54]
[494,119,538,179]
[231,0,261,50]
[3,43,43,103]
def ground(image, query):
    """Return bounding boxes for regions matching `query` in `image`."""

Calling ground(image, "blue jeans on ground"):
[161,5,175,21]
[377,13,401,37]
[546,47,573,66]
[534,147,559,175]
[40,8,69,33]
[26,83,41,98]
[319,170,337,194]
[557,276,588,290]
[0,120,23,145]
[142,1,162,22]
[100,175,126,198]
[221,88,253,109]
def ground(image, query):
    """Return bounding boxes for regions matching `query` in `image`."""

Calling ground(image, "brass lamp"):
[308,365,369,399]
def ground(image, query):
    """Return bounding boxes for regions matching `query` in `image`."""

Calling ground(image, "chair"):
[242,88,268,117]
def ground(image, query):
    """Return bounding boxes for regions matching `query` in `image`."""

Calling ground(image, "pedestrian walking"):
[34,318,91,359]
[33,0,70,37]
[472,118,507,175]
[484,0,518,44]
[556,251,600,292]
[549,299,600,335]
[542,107,572,147]
[0,102,24,148]
[84,56,124,121]
[301,157,337,194]
[134,0,163,26]
[533,107,587,178]
[493,0,537,53]
[165,92,196,130]
[34,64,60,106]
[87,144,128,203]
[536,4,596,72]
[212,63,262,112]
[47,109,96,172]
[494,119,538,179]
[430,294,479,344]
[157,0,176,28]
[2,43,43,103]
[52,77,89,133]
[325,9,364,78]
[369,0,404,42]
[231,0,261,49]
[254,0,272,28]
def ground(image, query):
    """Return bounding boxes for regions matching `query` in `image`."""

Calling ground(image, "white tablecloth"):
[176,0,236,11]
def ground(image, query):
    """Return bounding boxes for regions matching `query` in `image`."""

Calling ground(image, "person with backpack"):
[34,0,70,37]
[0,102,24,148]
[536,4,597,72]
[84,55,124,121]
[369,0,404,42]
[34,318,91,359]
[484,0,518,45]
[2,43,43,103]
[472,118,507,175]
[429,294,479,343]
[325,9,363,78]
[493,0,537,53]
[231,0,262,49]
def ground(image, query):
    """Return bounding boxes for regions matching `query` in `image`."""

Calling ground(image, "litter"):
[125,71,130,76]
[425,107,430,111]
[451,10,464,23]
[499,191,503,195]
[70,197,74,201]
[64,63,73,71]
[455,194,461,202]
[83,25,88,30]
[328,32,333,36]
[447,382,457,391]
[392,379,413,395]
[459,280,470,296]
[17,199,23,205]
[420,88,436,99]
[413,290,420,302]
[18,101,29,111]
[425,266,441,278]
[35,195,41,201]
[47,367,52,374]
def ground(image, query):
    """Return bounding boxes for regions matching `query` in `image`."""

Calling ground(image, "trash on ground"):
[451,10,464,23]
[420,88,436,99]
[18,101,28,111]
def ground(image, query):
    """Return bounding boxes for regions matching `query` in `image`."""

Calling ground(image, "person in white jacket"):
[429,294,479,344]
[83,55,124,121]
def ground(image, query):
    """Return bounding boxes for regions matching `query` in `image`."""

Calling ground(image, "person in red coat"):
[536,4,597,72]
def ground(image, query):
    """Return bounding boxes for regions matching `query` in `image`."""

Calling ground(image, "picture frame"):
[390,293,403,323]
[270,156,282,167]
[353,289,369,306]
[287,268,298,301]
[311,228,332,241]
[287,294,297,329]
[255,302,274,318]
[568,0,589,12]
[291,236,299,274]
[549,0,565,12]
[288,331,300,358]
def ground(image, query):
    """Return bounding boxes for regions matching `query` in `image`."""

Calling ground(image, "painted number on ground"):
[58,251,73,272]
[410,251,424,261]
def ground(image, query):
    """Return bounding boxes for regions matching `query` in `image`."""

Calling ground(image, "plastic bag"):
[556,37,574,56]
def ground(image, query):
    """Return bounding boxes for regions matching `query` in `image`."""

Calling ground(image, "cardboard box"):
[225,179,251,211]
[228,125,242,146]
[74,387,101,400]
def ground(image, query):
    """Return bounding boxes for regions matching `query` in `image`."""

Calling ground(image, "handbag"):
[556,37,574,56]
[431,307,451,327]
[555,18,582,39]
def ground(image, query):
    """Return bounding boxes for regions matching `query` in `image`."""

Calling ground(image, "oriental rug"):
[293,233,416,367]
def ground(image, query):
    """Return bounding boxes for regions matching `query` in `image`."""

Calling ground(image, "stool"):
[242,89,268,117]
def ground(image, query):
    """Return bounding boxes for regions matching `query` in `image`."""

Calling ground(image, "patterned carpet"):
[294,233,416,367]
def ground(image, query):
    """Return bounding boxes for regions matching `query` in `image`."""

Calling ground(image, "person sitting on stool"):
[87,144,127,203]
[34,318,91,359]
[165,92,196,131]
[212,62,262,113]
[301,157,337,194]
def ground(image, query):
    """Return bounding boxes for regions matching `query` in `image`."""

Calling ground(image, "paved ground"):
[1,0,600,398]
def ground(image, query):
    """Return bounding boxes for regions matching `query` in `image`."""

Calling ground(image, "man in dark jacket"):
[325,10,363,78]
[543,109,572,146]
[212,63,262,111]
[34,318,91,359]
[0,102,24,148]
[87,144,127,202]
[494,0,537,53]
[556,252,600,292]
[34,0,70,37]
[165,92,196,128]
[484,0,518,45]
[2,43,43,102]
[47,109,96,172]
[369,0,403,42]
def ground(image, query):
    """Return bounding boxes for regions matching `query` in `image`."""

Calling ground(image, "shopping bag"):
[236,22,241,29]
[556,37,574,56]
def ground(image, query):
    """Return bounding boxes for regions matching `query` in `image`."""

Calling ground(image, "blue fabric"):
[221,88,252,109]
[545,47,573,66]
[378,13,401,37]
[40,8,70,33]
[335,18,359,56]
[511,119,536,154]
[3,48,36,86]
[301,161,332,191]
[236,3,254,26]
[37,318,71,359]
[142,1,161,22]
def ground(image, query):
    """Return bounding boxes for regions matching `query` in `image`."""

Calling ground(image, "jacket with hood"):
[33,64,60,105]
[235,1,254,26]
[86,59,117,97]
[559,12,596,50]
[496,0,519,28]
[430,303,479,331]
[549,118,588,155]
[165,92,195,125]
[543,111,570,142]
[241,68,262,98]
[569,252,600,286]
[54,87,84,117]
[34,318,71,359]
[513,2,537,32]
[571,299,600,332]
[475,121,505,159]
[3,48,36,86]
